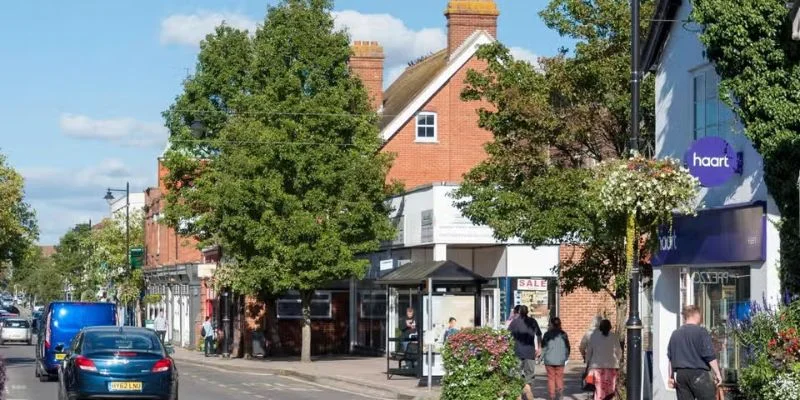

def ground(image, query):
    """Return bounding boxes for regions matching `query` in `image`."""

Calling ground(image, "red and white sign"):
[517,279,548,291]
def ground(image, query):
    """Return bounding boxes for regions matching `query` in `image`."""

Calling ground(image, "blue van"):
[35,301,117,381]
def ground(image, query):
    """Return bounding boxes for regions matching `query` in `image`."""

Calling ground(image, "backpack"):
[201,326,206,337]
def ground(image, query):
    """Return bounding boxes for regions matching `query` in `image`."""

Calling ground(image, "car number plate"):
[109,381,143,391]
[54,353,66,360]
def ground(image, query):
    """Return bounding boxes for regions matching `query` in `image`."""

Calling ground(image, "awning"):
[375,260,488,286]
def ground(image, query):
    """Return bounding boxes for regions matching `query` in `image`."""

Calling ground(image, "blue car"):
[36,302,117,382]
[58,326,179,400]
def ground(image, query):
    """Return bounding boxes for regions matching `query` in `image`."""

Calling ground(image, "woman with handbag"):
[585,319,623,400]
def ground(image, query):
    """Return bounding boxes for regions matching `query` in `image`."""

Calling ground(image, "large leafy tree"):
[453,0,656,308]
[53,224,94,299]
[0,151,38,272]
[692,0,800,293]
[87,211,145,307]
[162,0,394,361]
[13,246,64,304]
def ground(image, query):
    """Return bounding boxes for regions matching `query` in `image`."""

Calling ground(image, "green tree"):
[692,0,800,293]
[162,0,395,361]
[0,151,38,272]
[13,246,64,304]
[53,223,94,299]
[453,0,656,311]
[88,211,145,308]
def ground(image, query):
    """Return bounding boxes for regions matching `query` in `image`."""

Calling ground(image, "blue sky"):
[0,0,571,245]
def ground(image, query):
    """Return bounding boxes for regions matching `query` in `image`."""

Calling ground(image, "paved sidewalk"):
[170,348,592,400]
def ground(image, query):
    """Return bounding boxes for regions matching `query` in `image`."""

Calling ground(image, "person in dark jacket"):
[509,305,542,400]
[542,317,570,400]
[667,305,722,400]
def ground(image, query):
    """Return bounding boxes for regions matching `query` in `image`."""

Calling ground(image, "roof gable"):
[379,50,448,130]
[379,30,496,142]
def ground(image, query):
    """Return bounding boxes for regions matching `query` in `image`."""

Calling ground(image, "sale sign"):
[516,278,548,291]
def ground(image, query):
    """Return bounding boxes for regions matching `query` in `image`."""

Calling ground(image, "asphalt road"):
[2,342,385,400]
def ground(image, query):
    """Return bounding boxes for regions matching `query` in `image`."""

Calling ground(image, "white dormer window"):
[415,112,437,142]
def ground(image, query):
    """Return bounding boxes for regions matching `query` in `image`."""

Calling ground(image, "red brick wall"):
[143,160,202,268]
[558,244,618,360]
[271,292,350,356]
[447,13,498,56]
[382,57,494,188]
[350,41,384,111]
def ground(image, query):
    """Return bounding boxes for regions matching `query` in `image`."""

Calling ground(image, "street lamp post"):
[104,182,130,325]
[627,0,643,399]
[222,290,231,358]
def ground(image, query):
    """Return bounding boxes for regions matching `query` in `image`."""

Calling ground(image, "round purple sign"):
[683,136,739,187]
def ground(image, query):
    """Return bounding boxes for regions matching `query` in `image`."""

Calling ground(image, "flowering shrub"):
[596,156,699,222]
[731,298,800,399]
[441,327,523,400]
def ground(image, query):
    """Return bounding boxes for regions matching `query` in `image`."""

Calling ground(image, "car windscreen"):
[83,332,163,354]
[4,320,29,328]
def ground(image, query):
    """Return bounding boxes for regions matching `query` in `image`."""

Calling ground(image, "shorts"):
[519,358,536,386]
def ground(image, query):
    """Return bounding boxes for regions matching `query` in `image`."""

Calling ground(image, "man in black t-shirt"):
[667,305,723,400]
[509,305,542,400]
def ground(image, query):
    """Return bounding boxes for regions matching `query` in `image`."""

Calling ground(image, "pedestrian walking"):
[542,317,570,400]
[579,315,603,390]
[667,305,723,400]
[202,316,215,357]
[585,319,622,400]
[154,311,168,343]
[509,305,542,400]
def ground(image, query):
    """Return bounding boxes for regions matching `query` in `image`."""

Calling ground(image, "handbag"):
[582,357,596,391]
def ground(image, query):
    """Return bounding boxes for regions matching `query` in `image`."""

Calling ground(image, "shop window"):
[360,292,386,319]
[692,67,735,139]
[682,267,750,384]
[276,291,332,319]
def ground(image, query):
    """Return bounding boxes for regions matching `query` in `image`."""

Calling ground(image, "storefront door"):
[481,288,500,329]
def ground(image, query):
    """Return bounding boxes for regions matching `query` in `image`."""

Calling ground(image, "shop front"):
[652,201,772,393]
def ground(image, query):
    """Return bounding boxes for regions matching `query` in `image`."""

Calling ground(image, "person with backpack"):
[201,316,215,357]
[542,317,570,400]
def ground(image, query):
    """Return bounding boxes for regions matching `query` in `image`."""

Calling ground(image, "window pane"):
[417,114,426,125]
[426,127,435,138]
[705,71,718,100]
[694,76,705,102]
[694,102,705,134]
[705,101,718,128]
[706,124,719,137]
[426,114,435,125]
[417,126,425,138]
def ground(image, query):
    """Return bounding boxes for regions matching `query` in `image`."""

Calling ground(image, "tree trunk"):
[266,295,284,357]
[300,290,313,363]
[231,295,243,358]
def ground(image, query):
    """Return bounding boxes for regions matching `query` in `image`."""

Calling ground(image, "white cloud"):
[59,113,168,148]
[20,159,152,244]
[160,11,258,46]
[509,47,540,66]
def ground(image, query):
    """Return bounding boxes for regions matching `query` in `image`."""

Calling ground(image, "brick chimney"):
[445,0,499,58]
[350,41,384,112]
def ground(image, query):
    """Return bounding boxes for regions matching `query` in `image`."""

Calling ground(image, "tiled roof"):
[379,49,449,130]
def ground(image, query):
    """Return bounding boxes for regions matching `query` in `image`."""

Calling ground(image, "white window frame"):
[415,112,437,143]
[276,291,332,320]
[691,66,735,140]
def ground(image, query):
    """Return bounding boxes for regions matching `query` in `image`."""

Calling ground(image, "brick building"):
[142,160,216,350]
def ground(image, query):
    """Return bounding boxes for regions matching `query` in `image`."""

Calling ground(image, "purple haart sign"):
[683,136,742,187]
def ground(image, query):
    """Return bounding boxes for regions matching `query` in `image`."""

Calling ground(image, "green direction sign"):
[130,248,144,268]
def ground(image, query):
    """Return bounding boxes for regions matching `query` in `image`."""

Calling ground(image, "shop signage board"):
[683,136,743,187]
[516,278,548,291]
[652,202,766,266]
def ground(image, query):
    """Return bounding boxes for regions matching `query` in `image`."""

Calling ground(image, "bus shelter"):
[376,260,487,387]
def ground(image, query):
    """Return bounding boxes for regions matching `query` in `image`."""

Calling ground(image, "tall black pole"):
[222,290,230,358]
[125,181,130,272]
[627,0,643,399]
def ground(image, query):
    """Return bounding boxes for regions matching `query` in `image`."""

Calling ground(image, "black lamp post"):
[104,182,130,324]
[222,290,231,358]
[627,0,643,398]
